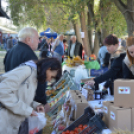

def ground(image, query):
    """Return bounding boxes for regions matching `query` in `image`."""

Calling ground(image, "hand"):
[103,86,107,90]
[31,110,37,116]
[86,80,95,86]
[44,103,50,113]
[36,105,45,113]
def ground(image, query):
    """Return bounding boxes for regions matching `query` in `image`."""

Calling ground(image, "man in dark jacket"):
[88,34,126,95]
[4,27,48,134]
[67,35,82,58]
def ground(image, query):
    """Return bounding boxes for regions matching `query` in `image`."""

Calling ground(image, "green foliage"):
[101,2,127,37]
[7,0,127,37]
[87,0,127,37]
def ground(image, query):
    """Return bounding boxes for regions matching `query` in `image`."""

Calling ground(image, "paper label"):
[96,94,101,99]
[82,88,88,99]
[110,111,115,120]
[118,87,130,94]
[103,106,108,114]
[81,32,85,38]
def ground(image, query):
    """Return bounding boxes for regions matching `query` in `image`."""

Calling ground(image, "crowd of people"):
[1,36,18,51]
[0,26,133,134]
[38,34,83,63]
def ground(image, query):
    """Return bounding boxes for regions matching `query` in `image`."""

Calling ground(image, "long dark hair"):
[36,58,62,83]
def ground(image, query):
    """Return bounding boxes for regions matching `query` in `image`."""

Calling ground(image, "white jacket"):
[0,63,40,134]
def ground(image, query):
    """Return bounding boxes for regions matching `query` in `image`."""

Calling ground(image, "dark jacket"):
[122,62,134,79]
[123,55,134,79]
[4,41,47,105]
[67,40,82,58]
[94,47,126,95]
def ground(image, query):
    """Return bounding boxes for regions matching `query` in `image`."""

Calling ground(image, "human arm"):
[94,56,123,85]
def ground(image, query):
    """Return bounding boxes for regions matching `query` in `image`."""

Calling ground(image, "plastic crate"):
[47,95,66,116]
[79,126,97,134]
[52,71,78,90]
[63,107,95,132]
[47,83,71,117]
[48,81,72,104]
[80,114,106,134]
[46,72,79,117]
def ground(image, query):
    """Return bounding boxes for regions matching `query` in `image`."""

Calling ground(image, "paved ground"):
[0,51,40,74]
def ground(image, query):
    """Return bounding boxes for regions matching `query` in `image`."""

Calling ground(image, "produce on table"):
[66,56,84,67]
[62,124,88,134]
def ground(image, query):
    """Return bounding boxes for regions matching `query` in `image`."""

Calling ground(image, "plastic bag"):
[28,112,47,134]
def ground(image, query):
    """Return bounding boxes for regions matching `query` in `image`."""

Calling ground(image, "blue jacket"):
[54,41,64,56]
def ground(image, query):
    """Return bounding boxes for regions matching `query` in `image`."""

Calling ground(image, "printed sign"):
[110,111,115,120]
[103,106,108,114]
[118,87,130,94]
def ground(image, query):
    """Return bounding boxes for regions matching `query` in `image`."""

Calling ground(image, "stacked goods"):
[47,72,79,116]
[103,79,134,132]
[66,56,84,67]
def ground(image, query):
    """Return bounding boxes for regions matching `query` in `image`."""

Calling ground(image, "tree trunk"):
[87,0,101,54]
[93,32,100,56]
[73,22,82,44]
[112,0,134,36]
[100,0,111,44]
[124,12,134,36]
[87,12,92,51]
[79,10,91,56]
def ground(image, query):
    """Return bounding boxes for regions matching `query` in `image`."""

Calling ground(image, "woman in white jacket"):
[0,58,62,134]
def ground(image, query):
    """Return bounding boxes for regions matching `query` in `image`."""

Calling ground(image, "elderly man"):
[67,35,82,58]
[4,27,48,134]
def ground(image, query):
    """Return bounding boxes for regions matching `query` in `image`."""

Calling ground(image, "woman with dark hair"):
[0,58,62,134]
[88,34,126,95]
[123,36,134,78]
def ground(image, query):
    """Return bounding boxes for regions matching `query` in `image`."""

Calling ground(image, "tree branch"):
[112,0,127,13]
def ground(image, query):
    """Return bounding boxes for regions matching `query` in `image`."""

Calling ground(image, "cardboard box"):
[114,79,134,108]
[132,108,134,131]
[75,90,81,94]
[74,99,89,120]
[103,101,114,127]
[109,105,131,131]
